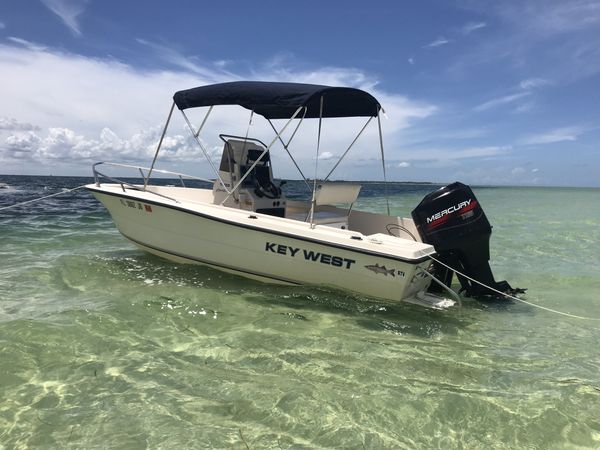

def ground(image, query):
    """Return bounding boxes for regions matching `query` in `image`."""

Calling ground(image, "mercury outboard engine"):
[411,182,524,299]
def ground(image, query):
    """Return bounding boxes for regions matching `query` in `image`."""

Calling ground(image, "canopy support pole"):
[181,108,230,194]
[323,115,373,182]
[267,109,312,192]
[308,95,325,228]
[377,110,391,216]
[228,109,257,203]
[239,109,254,158]
[144,102,175,189]
[194,105,213,138]
[244,110,254,142]
[220,106,304,205]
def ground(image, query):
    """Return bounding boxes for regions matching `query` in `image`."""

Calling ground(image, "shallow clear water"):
[1,176,599,449]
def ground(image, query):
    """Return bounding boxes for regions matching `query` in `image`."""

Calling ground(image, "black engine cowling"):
[411,182,523,299]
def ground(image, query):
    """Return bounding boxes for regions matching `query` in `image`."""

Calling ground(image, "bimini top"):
[173,81,381,119]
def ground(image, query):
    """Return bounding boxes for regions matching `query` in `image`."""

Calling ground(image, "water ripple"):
[1,177,599,448]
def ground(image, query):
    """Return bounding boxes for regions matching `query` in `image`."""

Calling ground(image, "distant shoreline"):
[0,174,598,189]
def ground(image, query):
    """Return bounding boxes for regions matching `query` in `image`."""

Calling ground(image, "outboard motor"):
[411,182,524,299]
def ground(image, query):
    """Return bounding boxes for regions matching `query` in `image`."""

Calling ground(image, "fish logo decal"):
[364,264,395,277]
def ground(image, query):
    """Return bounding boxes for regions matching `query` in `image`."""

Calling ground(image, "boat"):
[87,81,519,309]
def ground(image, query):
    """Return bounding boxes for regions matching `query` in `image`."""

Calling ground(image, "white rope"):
[0,185,88,212]
[429,255,600,321]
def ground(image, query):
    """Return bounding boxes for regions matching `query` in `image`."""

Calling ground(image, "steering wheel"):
[254,180,281,199]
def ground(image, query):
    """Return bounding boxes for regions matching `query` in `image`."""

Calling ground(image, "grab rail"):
[92,161,214,204]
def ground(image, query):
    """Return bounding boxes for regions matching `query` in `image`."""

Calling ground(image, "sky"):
[0,0,599,187]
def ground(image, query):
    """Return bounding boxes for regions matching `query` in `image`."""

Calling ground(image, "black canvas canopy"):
[173,81,381,119]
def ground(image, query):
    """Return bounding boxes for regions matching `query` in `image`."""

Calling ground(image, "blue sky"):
[0,0,599,186]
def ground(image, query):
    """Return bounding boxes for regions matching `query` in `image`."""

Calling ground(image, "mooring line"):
[429,255,600,321]
[0,185,88,212]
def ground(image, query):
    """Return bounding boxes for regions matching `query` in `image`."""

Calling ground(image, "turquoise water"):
[1,176,599,449]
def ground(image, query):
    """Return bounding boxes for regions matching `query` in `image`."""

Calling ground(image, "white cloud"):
[424,37,450,48]
[511,166,526,176]
[2,125,202,163]
[397,161,410,168]
[318,151,335,160]
[518,126,586,145]
[462,22,487,34]
[532,168,539,173]
[397,145,511,163]
[474,92,531,112]
[135,39,237,81]
[0,117,40,131]
[40,0,88,36]
[260,63,378,91]
[7,37,47,52]
[519,77,551,89]
[0,22,5,30]
[472,78,548,114]
[498,1,600,34]
[213,59,231,68]
[408,57,415,65]
[0,40,439,176]
[378,96,437,133]
[4,131,40,154]
[448,2,600,86]
[0,41,201,138]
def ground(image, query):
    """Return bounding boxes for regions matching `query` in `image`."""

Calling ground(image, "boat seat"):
[314,183,361,207]
[288,183,361,229]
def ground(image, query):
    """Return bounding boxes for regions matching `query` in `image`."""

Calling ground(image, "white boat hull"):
[87,184,449,307]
